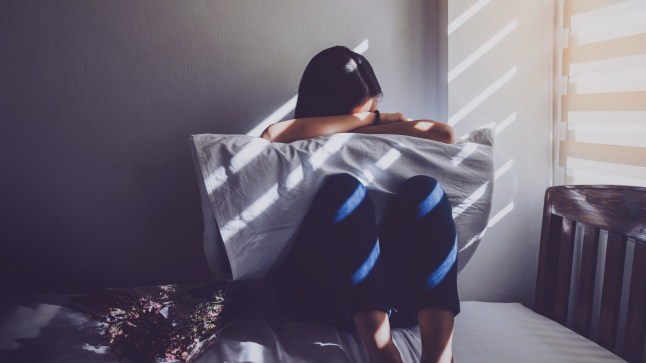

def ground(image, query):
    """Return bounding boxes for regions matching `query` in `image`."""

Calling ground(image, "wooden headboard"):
[534,185,646,363]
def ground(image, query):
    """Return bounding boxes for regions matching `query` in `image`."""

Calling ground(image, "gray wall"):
[0,0,443,292]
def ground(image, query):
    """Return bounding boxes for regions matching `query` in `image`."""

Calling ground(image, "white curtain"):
[556,0,646,186]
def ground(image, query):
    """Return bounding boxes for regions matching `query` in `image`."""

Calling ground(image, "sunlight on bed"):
[205,139,269,190]
[458,159,514,253]
[82,343,108,354]
[452,182,489,219]
[221,183,280,238]
[219,134,354,240]
[451,143,478,166]
[375,148,402,170]
[310,133,354,170]
[359,147,402,184]
[236,341,267,363]
[313,342,342,348]
[285,164,304,190]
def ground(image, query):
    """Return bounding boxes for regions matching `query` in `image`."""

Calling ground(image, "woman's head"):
[294,46,382,118]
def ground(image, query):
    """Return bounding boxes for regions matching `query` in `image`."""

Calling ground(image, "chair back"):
[534,185,646,362]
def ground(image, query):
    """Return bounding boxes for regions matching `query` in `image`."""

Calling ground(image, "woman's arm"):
[260,113,454,144]
[261,112,377,143]
[353,120,455,144]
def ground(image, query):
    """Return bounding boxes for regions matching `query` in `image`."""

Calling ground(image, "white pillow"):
[190,129,494,280]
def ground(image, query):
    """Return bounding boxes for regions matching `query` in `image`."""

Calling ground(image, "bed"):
[0,185,644,362]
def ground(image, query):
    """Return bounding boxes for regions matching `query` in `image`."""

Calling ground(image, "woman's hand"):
[380,112,413,124]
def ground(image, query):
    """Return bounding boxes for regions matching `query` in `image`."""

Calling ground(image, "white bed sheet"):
[0,299,626,363]
[199,301,625,363]
[190,130,495,280]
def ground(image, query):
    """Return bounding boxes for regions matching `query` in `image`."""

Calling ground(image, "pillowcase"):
[189,129,495,280]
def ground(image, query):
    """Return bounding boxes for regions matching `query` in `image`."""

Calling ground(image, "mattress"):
[198,301,625,363]
[0,298,625,363]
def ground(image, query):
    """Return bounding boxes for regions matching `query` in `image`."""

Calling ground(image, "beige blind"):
[557,0,646,186]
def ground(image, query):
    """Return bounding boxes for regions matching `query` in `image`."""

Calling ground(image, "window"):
[554,0,646,186]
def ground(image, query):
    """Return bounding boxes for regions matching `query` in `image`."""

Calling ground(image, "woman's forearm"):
[353,120,455,144]
[261,112,377,143]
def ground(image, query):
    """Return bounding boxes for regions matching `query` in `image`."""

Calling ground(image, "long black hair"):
[294,46,383,118]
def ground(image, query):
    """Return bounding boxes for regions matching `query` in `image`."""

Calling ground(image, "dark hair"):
[294,46,382,118]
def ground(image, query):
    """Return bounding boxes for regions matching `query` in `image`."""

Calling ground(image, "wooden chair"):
[534,185,646,362]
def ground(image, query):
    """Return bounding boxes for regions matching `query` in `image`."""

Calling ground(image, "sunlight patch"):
[451,143,478,166]
[375,148,402,170]
[488,201,514,228]
[417,182,445,218]
[452,182,489,219]
[426,239,457,289]
[351,239,381,285]
[334,184,367,223]
[449,67,517,127]
[448,0,491,35]
[82,343,109,354]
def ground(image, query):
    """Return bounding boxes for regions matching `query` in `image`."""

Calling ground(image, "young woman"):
[262,46,459,363]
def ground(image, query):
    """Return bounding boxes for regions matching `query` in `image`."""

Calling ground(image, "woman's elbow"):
[414,121,454,144]
[439,123,455,144]
[260,126,274,142]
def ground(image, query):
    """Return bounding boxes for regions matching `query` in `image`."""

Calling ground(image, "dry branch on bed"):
[69,282,251,363]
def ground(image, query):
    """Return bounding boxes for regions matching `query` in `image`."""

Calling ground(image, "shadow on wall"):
[1,0,436,292]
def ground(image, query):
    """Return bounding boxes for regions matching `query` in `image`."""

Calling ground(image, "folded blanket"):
[190,129,494,280]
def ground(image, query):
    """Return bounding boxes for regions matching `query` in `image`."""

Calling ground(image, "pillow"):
[189,129,495,280]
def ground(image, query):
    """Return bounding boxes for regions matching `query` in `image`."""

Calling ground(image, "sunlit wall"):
[446,0,554,306]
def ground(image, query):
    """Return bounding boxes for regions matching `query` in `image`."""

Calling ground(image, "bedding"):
[0,298,625,362]
[201,301,626,363]
[189,128,495,280]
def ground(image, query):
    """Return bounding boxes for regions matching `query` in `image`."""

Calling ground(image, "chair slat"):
[554,218,576,324]
[535,211,564,318]
[535,186,646,361]
[534,187,559,317]
[598,232,628,351]
[573,224,600,336]
[622,240,646,363]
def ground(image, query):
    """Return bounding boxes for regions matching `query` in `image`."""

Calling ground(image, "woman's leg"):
[269,174,401,361]
[380,175,459,363]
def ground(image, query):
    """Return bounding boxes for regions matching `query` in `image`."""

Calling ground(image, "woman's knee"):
[316,173,372,220]
[393,176,450,218]
[399,175,439,194]
[319,173,363,199]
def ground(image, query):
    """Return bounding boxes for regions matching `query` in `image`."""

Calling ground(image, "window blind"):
[556,0,646,186]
